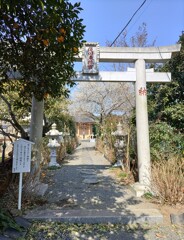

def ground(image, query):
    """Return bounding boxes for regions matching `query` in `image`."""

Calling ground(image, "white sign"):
[82,42,99,74]
[12,138,34,173]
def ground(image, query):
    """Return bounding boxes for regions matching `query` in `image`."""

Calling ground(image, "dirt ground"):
[105,167,184,225]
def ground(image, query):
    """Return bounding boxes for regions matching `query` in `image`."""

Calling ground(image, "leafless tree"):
[69,81,135,124]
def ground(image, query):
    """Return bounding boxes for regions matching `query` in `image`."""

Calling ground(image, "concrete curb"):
[170,213,184,224]
[24,208,163,224]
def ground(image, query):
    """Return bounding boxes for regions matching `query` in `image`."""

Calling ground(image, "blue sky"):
[70,0,183,46]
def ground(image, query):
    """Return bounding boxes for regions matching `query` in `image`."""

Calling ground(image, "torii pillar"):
[135,59,150,187]
[74,43,181,195]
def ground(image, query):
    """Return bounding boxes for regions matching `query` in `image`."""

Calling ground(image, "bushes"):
[41,136,78,165]
[41,136,50,165]
[149,122,184,161]
[0,159,12,197]
[149,122,184,204]
[65,137,78,154]
[57,143,66,162]
[95,138,116,164]
[151,156,184,205]
[0,208,22,233]
[66,142,73,154]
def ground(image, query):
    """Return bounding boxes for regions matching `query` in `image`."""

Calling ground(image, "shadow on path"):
[24,141,165,240]
[44,141,144,211]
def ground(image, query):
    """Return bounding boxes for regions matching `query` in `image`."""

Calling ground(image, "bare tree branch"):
[0,94,28,138]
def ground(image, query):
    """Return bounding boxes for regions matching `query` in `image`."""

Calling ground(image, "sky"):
[70,0,184,47]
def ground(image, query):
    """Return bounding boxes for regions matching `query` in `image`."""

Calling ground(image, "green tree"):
[148,33,184,132]
[147,33,184,160]
[0,0,85,99]
[44,95,76,136]
[0,82,74,140]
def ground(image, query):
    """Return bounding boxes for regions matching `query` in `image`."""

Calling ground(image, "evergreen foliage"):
[0,0,85,100]
[148,33,184,132]
[147,33,184,159]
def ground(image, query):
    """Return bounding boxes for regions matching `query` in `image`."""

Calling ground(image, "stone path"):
[24,141,163,224]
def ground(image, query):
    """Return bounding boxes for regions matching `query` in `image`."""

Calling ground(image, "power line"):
[110,0,147,47]
[124,0,152,38]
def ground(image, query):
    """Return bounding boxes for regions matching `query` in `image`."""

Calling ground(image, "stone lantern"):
[46,123,63,167]
[112,122,127,169]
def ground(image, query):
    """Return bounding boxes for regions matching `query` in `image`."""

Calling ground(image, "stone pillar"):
[88,123,90,136]
[135,59,151,187]
[78,123,80,135]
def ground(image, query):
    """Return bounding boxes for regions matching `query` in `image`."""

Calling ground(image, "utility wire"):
[124,0,152,38]
[110,0,147,47]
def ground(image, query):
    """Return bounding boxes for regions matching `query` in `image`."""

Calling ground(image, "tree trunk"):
[28,96,44,186]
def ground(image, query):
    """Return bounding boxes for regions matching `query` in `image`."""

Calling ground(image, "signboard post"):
[12,138,34,210]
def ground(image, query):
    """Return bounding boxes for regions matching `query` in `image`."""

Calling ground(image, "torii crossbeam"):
[72,69,171,82]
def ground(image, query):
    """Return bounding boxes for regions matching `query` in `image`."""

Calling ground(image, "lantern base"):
[130,182,151,197]
[49,156,60,167]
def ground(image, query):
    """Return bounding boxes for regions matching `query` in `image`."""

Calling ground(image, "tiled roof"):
[74,116,95,123]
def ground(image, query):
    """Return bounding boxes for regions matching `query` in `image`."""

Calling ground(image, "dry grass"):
[109,167,135,185]
[96,138,116,164]
[151,157,184,205]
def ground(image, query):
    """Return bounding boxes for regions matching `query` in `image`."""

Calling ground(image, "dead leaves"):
[155,232,167,238]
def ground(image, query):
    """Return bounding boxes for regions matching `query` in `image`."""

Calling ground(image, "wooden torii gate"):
[73,43,181,195]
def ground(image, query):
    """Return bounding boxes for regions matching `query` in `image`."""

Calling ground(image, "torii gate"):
[73,43,181,194]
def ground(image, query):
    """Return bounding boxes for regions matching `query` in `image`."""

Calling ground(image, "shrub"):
[47,166,61,170]
[57,143,66,162]
[0,208,22,233]
[66,142,74,154]
[149,122,184,161]
[41,136,50,165]
[151,156,184,205]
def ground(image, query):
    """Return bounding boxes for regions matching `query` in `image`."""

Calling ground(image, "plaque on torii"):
[73,43,181,195]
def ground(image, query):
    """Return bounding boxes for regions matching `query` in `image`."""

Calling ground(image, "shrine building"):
[75,116,94,140]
